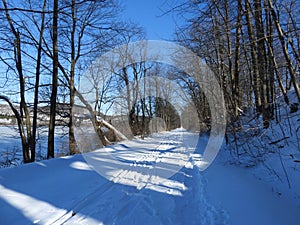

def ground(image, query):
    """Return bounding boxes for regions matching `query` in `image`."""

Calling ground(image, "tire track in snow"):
[53,132,183,224]
[52,164,160,224]
[53,130,226,225]
[104,132,185,224]
[51,179,113,225]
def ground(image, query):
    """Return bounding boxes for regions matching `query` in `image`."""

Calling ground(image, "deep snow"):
[0,129,299,225]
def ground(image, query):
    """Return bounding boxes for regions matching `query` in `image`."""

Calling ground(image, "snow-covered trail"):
[0,129,299,225]
[59,130,225,225]
[0,129,225,225]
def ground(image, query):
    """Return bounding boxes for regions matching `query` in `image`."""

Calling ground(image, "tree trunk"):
[245,0,262,114]
[264,2,275,118]
[268,0,300,102]
[31,0,47,162]
[69,0,78,155]
[232,0,242,118]
[48,0,59,159]
[254,0,270,128]
[1,0,33,163]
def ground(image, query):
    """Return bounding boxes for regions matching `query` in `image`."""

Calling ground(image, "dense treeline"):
[175,0,299,128]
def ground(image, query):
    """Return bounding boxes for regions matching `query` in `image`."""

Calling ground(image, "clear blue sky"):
[123,0,179,40]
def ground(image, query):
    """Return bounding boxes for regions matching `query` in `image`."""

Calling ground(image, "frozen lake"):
[0,126,69,167]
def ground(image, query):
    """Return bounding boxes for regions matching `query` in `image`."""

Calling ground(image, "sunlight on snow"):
[70,161,93,171]
[0,184,67,224]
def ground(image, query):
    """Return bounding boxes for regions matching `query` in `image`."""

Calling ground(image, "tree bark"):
[268,0,300,102]
[254,0,270,128]
[69,0,78,155]
[48,0,58,159]
[31,0,47,162]
[232,0,242,118]
[245,0,262,114]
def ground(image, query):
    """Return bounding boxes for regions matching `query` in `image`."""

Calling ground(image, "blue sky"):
[0,0,184,104]
[123,0,179,40]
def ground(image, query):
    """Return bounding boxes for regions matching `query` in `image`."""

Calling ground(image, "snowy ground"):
[0,129,299,225]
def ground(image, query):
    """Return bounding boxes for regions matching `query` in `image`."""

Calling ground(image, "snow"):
[225,91,300,211]
[204,152,300,225]
[0,129,300,225]
[0,118,14,125]
[0,126,22,166]
[0,126,69,167]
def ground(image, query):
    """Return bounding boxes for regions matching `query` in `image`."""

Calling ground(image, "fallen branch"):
[97,116,128,142]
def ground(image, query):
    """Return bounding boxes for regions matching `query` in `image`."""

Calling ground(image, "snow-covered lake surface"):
[0,129,299,225]
[0,126,69,167]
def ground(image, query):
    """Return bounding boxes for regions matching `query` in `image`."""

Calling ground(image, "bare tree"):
[167,0,300,171]
[267,0,300,102]
[0,0,48,162]
[173,0,299,129]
